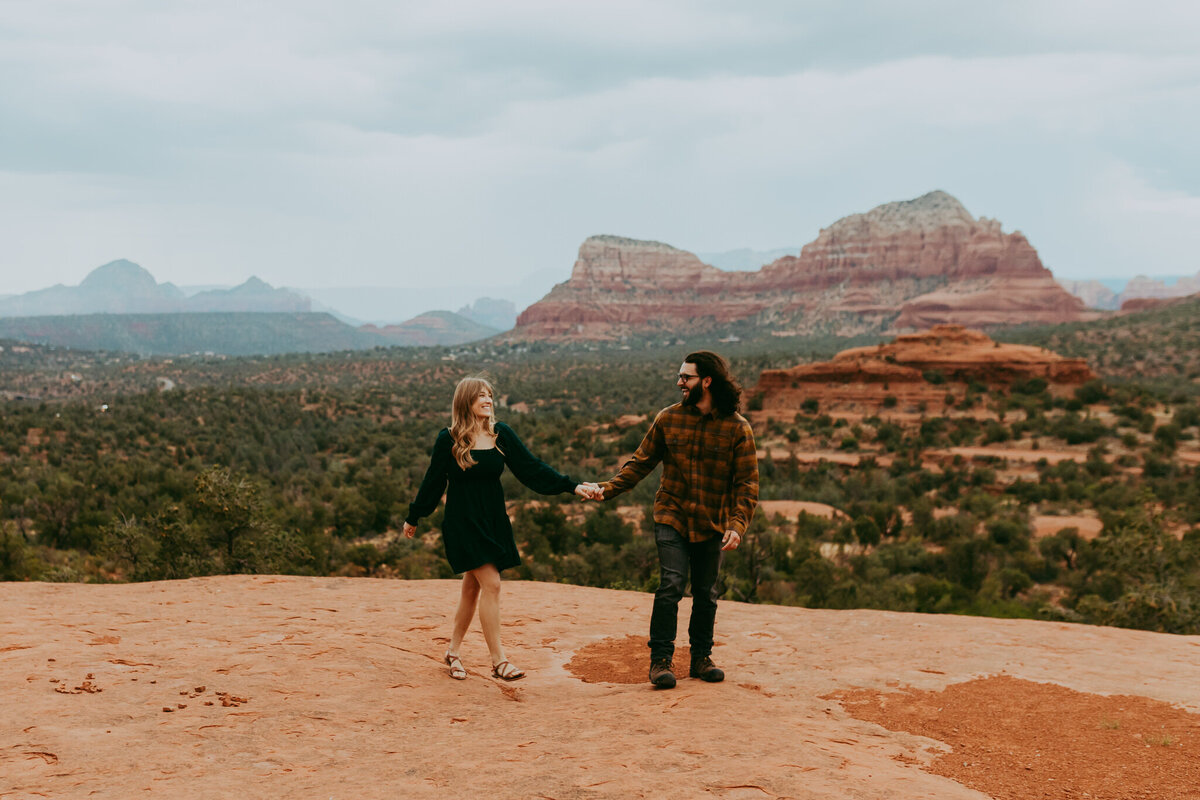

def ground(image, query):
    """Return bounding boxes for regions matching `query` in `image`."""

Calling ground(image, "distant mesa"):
[1119,272,1200,306]
[1060,279,1120,310]
[363,310,500,347]
[1119,291,1200,314]
[0,312,383,357]
[1062,272,1200,311]
[456,297,517,332]
[755,325,1096,415]
[511,191,1095,340]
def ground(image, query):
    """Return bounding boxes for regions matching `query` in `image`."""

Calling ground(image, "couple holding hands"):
[402,351,759,689]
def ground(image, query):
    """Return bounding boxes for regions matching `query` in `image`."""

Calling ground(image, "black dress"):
[405,422,576,574]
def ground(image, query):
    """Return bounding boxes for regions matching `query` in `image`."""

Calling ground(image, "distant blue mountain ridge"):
[0,260,506,354]
[0,260,311,317]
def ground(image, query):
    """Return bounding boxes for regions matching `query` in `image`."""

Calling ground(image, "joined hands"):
[575,482,604,501]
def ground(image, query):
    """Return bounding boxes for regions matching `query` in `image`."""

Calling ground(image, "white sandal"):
[444,651,467,680]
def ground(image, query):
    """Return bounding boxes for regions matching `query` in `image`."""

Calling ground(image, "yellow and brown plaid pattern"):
[601,403,758,542]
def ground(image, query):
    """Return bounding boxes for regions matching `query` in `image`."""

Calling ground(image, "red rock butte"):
[512,191,1094,340]
[756,324,1096,413]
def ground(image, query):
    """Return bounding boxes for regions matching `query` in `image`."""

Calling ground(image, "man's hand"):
[575,483,603,501]
[402,522,417,538]
[721,529,742,551]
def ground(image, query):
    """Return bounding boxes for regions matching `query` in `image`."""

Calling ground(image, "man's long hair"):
[685,350,742,417]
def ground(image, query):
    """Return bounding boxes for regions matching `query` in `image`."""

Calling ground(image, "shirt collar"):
[679,402,719,420]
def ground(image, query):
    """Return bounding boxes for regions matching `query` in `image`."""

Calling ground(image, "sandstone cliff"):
[513,192,1093,339]
[756,324,1095,413]
[512,235,768,338]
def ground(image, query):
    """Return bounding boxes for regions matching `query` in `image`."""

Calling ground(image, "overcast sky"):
[2,0,1198,298]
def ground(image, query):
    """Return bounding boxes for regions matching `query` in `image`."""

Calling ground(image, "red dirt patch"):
[930,446,1086,465]
[757,499,845,521]
[1032,514,1105,540]
[565,634,692,684]
[830,675,1200,800]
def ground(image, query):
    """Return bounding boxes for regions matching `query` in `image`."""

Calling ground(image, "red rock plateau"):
[513,191,1094,340]
[1119,291,1200,314]
[756,324,1095,414]
[5,576,1200,799]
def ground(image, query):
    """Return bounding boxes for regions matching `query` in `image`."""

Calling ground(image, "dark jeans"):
[649,523,723,663]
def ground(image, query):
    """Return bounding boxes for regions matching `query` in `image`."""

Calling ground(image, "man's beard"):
[681,383,703,406]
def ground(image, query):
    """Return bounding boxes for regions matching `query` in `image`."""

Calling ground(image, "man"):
[597,351,758,689]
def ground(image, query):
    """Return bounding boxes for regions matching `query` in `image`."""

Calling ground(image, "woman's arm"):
[497,422,577,495]
[404,429,452,528]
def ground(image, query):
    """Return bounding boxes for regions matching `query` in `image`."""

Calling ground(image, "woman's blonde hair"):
[449,375,499,470]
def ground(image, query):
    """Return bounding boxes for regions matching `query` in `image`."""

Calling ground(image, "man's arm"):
[724,417,759,538]
[599,413,665,501]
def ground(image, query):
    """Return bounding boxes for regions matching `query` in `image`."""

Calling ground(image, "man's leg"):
[649,524,688,687]
[687,534,725,681]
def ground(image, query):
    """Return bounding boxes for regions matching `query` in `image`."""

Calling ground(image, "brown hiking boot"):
[690,656,724,683]
[649,658,676,689]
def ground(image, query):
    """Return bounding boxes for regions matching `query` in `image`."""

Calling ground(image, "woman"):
[403,375,598,681]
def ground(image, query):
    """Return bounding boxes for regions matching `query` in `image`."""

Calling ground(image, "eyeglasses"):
[677,373,700,382]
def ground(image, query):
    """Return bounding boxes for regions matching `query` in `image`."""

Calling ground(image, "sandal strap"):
[445,652,467,678]
[492,660,523,678]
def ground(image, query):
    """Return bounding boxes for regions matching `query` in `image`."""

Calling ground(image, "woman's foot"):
[444,651,467,680]
[491,660,525,681]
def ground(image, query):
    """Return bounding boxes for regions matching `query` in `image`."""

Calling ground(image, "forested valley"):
[3,309,1200,635]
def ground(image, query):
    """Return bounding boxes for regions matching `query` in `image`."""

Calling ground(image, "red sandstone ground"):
[5,576,1200,799]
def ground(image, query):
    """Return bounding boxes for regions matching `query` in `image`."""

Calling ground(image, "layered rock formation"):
[513,192,1093,339]
[1119,292,1200,314]
[756,324,1095,413]
[511,235,768,338]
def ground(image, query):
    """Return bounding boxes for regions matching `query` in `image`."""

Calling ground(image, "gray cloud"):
[0,0,1197,299]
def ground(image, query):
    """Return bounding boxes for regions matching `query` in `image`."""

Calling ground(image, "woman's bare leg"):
[447,572,481,655]
[470,564,506,665]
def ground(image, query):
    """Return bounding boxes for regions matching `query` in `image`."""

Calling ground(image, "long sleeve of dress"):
[405,429,452,525]
[496,423,576,495]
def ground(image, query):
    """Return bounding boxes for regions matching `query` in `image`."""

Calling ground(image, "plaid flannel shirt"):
[600,403,758,543]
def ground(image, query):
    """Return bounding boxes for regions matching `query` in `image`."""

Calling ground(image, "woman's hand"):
[575,483,603,501]
[402,522,417,538]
